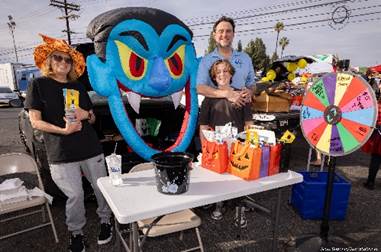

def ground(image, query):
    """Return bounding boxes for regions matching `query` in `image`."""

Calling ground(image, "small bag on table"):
[259,145,270,178]
[228,141,261,180]
[268,144,282,176]
[201,140,229,173]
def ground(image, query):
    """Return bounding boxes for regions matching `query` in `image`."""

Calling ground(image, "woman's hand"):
[74,107,90,121]
[63,117,82,135]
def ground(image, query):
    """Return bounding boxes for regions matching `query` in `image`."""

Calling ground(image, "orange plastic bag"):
[268,144,282,176]
[201,140,229,173]
[228,141,261,180]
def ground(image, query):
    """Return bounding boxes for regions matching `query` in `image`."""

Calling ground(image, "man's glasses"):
[52,54,73,64]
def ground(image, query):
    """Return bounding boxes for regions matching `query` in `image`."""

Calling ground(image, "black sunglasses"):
[52,54,73,64]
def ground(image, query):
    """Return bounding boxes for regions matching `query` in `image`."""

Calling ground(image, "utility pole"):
[49,0,80,44]
[7,15,18,63]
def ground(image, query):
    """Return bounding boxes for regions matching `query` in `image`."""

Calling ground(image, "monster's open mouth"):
[117,80,191,152]
[230,160,248,170]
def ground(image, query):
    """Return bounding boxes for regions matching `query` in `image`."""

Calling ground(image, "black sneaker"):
[98,223,113,245]
[69,233,86,252]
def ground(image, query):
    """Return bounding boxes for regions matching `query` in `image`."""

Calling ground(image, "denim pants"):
[49,153,112,233]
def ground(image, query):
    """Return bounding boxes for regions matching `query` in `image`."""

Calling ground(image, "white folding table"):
[97,165,303,251]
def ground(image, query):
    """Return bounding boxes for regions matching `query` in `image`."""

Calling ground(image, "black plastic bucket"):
[151,152,193,195]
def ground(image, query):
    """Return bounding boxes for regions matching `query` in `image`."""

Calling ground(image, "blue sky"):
[0,0,380,67]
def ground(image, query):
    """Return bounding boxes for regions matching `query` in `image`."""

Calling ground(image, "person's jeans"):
[49,153,112,233]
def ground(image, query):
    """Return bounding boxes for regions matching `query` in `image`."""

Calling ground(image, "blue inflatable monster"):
[86,8,199,160]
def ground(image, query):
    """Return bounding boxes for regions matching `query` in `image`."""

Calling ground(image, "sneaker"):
[211,208,223,220]
[363,181,375,190]
[98,223,113,245]
[211,202,224,221]
[234,206,247,228]
[69,233,86,252]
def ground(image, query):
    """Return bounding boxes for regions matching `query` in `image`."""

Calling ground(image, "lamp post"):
[7,15,18,63]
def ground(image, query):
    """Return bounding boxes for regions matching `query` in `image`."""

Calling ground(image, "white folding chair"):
[0,152,59,243]
[129,162,204,252]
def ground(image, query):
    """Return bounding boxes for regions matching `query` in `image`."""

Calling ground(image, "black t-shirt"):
[24,76,103,164]
[198,97,252,132]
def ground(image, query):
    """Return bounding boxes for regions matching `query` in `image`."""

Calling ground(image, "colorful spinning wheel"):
[300,72,378,156]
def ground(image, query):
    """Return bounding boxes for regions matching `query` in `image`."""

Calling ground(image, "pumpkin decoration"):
[201,141,228,174]
[228,141,261,180]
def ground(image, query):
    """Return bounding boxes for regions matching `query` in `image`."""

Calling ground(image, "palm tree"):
[274,22,284,56]
[279,37,290,58]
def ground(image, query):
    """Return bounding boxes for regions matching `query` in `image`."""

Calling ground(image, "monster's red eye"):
[115,40,147,81]
[167,53,183,76]
[165,45,185,79]
[129,52,145,78]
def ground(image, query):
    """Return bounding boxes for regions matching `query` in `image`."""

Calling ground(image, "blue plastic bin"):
[291,171,351,220]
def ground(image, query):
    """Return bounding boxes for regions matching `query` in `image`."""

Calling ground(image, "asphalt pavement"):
[0,106,380,252]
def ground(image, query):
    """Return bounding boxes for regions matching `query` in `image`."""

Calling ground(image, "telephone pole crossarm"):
[49,0,80,44]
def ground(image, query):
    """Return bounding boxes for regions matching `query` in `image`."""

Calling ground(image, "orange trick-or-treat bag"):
[228,141,261,180]
[201,140,229,173]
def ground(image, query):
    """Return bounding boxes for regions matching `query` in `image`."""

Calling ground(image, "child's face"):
[214,63,232,87]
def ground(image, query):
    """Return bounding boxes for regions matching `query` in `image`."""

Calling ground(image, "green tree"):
[271,52,279,63]
[205,31,216,55]
[244,38,270,71]
[279,37,289,58]
[274,22,284,56]
[237,40,243,52]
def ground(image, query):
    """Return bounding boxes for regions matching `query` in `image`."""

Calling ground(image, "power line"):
[0,7,53,32]
[61,0,367,40]
[49,0,81,44]
[184,0,330,24]
[192,14,381,41]
[192,8,381,38]
[0,0,380,61]
[188,0,353,27]
[192,3,381,33]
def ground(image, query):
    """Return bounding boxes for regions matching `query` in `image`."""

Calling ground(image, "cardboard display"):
[253,92,291,113]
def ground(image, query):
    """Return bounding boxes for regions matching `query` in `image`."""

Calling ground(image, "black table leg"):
[320,157,336,241]
[132,222,139,252]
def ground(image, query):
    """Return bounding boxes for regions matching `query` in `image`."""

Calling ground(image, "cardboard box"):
[253,92,291,112]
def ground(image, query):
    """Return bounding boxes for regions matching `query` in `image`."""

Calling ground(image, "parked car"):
[0,86,22,107]
[18,43,196,199]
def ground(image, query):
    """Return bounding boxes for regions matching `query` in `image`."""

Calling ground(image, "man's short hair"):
[213,16,235,32]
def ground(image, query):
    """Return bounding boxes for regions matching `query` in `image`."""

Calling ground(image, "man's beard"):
[216,41,232,49]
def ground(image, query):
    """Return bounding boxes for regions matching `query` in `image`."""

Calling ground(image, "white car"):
[0,86,21,107]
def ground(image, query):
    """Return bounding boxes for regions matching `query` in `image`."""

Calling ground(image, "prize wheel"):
[300,72,378,157]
